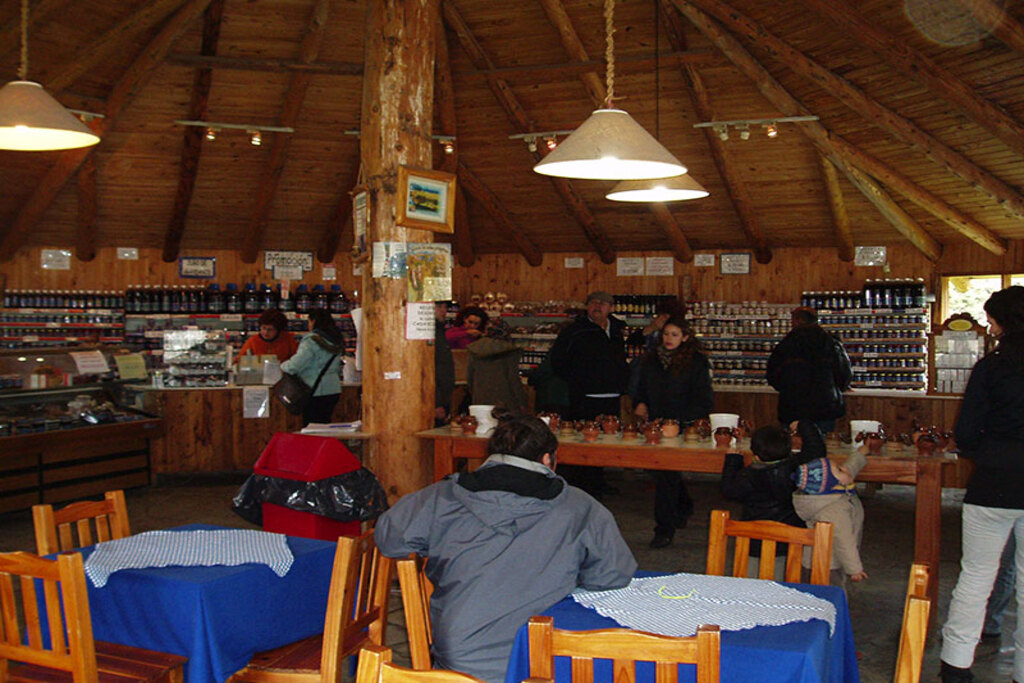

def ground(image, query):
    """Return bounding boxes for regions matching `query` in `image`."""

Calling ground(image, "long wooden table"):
[417,427,957,609]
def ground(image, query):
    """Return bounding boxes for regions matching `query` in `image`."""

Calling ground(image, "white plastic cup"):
[709,413,740,432]
[850,420,881,438]
[469,405,498,434]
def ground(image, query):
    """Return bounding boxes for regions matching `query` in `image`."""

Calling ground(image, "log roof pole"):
[0,0,215,262]
[659,0,771,264]
[75,156,97,262]
[685,0,1024,220]
[457,160,544,266]
[818,156,855,263]
[965,0,1024,58]
[799,0,1024,158]
[316,161,362,264]
[163,0,225,263]
[539,0,693,264]
[442,1,615,264]
[359,0,440,498]
[435,17,475,267]
[167,53,364,75]
[671,0,1007,257]
[240,0,331,264]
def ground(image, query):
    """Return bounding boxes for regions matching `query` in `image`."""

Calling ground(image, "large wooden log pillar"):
[360,0,440,499]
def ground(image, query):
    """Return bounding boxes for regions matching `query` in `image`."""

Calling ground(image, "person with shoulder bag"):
[278,308,345,425]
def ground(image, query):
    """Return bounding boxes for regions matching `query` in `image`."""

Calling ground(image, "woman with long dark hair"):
[445,306,489,350]
[280,308,345,425]
[940,286,1024,683]
[633,316,713,548]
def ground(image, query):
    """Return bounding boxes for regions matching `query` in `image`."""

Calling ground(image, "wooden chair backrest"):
[893,563,931,683]
[705,509,833,585]
[320,530,394,683]
[33,490,131,555]
[396,556,434,670]
[526,615,720,683]
[355,644,485,683]
[0,551,99,683]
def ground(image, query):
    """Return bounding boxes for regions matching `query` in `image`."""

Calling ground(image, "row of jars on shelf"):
[124,283,352,315]
[2,290,124,310]
[829,328,927,341]
[691,319,787,336]
[0,311,123,324]
[819,314,925,326]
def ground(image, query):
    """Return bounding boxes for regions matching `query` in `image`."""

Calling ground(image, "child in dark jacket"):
[720,420,822,577]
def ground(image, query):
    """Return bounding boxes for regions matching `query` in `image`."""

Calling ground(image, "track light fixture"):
[545,136,557,151]
[205,127,217,141]
[713,124,728,141]
[248,130,261,146]
[737,123,750,141]
[508,130,575,155]
[764,123,779,138]
[695,115,818,140]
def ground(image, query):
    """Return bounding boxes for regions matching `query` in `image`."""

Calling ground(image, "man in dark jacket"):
[434,301,456,426]
[550,291,628,495]
[767,307,852,433]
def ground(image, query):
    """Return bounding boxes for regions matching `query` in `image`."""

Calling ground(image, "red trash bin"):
[253,432,362,540]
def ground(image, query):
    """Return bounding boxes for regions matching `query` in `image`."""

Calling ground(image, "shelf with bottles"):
[123,282,353,316]
[1,300,126,349]
[688,301,792,388]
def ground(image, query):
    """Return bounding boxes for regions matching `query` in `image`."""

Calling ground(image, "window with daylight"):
[941,274,1024,326]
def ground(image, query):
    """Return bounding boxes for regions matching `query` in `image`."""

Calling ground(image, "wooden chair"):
[396,556,434,670]
[526,615,720,683]
[354,644,485,683]
[32,490,131,555]
[893,563,931,683]
[230,529,393,683]
[0,550,186,683]
[705,509,834,585]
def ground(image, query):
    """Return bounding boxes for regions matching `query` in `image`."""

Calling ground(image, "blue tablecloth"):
[504,572,860,683]
[75,524,336,683]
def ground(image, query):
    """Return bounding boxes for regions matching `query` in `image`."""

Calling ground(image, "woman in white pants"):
[940,286,1024,683]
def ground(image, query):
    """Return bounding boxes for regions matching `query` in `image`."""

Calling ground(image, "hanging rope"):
[19,0,28,80]
[603,0,616,108]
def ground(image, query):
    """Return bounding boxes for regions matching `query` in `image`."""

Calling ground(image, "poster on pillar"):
[406,243,452,302]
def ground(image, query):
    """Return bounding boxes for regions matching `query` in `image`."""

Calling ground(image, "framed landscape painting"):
[397,166,456,233]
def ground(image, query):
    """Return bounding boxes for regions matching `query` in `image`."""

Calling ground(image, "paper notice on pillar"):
[406,242,452,302]
[350,307,363,371]
[406,302,435,340]
[645,257,674,276]
[70,350,111,375]
[616,257,644,276]
[243,386,270,419]
[372,242,408,279]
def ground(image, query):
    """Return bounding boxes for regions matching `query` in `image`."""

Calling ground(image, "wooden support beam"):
[443,1,614,264]
[47,0,188,93]
[649,203,694,263]
[457,160,543,266]
[317,162,362,263]
[537,0,606,106]
[819,156,855,263]
[435,17,474,268]
[75,156,97,262]
[240,0,330,264]
[167,53,363,75]
[839,161,943,263]
[163,0,225,263]
[965,0,1024,58]
[0,0,212,261]
[799,0,1024,158]
[685,0,1024,219]
[672,0,1007,257]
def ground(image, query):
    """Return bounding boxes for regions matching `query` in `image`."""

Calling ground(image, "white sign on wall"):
[564,257,584,269]
[406,302,435,340]
[645,257,674,276]
[616,257,644,276]
[264,250,313,272]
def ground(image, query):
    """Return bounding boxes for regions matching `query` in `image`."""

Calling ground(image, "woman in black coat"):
[633,317,713,548]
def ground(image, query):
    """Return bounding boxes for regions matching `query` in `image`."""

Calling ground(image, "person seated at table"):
[721,420,821,578]
[792,440,869,586]
[375,414,636,683]
[235,308,298,363]
[444,305,489,349]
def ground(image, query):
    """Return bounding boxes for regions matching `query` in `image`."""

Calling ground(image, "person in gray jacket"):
[280,308,344,426]
[375,415,637,683]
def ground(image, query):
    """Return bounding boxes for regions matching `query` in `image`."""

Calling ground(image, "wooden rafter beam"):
[819,156,855,263]
[963,0,1024,58]
[240,0,331,264]
[443,1,614,264]
[0,0,214,262]
[167,53,363,75]
[799,0,1024,158]
[686,0,1024,219]
[672,0,1007,257]
[649,203,694,263]
[457,160,543,266]
[317,162,362,263]
[163,0,225,263]
[435,16,474,267]
[75,156,97,262]
[47,0,188,93]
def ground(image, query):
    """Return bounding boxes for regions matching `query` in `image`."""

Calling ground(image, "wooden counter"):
[417,427,955,608]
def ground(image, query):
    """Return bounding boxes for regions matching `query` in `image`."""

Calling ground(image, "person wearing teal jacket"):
[280,308,344,425]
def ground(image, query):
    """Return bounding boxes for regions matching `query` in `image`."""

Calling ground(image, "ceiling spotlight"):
[764,123,779,138]
[441,139,454,154]
[204,127,217,141]
[248,130,262,146]
[737,124,750,141]
[526,137,538,153]
[544,136,557,151]
[713,124,728,141]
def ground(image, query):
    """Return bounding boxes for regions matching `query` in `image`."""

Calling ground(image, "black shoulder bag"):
[274,354,339,415]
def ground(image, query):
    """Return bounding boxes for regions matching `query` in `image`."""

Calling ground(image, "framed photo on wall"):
[719,252,751,275]
[396,166,456,233]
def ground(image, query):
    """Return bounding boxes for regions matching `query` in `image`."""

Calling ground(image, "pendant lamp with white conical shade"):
[0,0,100,151]
[605,173,709,202]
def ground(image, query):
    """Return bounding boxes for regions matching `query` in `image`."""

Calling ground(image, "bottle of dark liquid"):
[243,283,259,314]
[260,284,276,310]
[225,283,242,313]
[328,285,345,314]
[313,284,328,310]
[295,284,311,314]
[205,283,223,313]
[278,284,294,312]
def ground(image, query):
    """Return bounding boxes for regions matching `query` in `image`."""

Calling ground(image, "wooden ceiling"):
[1,0,1023,266]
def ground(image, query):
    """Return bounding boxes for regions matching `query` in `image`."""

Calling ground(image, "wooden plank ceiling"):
[1,0,1023,264]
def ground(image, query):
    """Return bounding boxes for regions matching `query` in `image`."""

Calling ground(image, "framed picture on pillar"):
[351,186,369,263]
[396,166,456,233]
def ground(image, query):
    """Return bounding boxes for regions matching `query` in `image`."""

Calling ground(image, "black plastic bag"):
[232,467,389,525]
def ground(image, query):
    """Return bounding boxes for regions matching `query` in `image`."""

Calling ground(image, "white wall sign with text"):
[41,249,71,270]
[405,302,435,340]
[645,256,674,276]
[264,250,313,272]
[616,257,644,276]
[564,257,584,269]
[694,254,715,267]
[116,247,139,260]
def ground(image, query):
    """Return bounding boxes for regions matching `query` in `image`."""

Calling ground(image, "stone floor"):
[0,470,1016,682]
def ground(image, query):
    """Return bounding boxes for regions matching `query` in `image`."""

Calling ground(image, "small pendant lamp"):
[0,0,100,151]
[533,0,686,181]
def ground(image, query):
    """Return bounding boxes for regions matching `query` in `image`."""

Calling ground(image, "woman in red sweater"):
[235,309,298,363]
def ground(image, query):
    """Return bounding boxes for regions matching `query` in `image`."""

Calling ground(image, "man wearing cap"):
[550,291,628,496]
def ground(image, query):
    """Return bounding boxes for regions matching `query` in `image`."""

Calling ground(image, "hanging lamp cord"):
[654,0,660,137]
[19,0,29,80]
[603,0,616,108]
